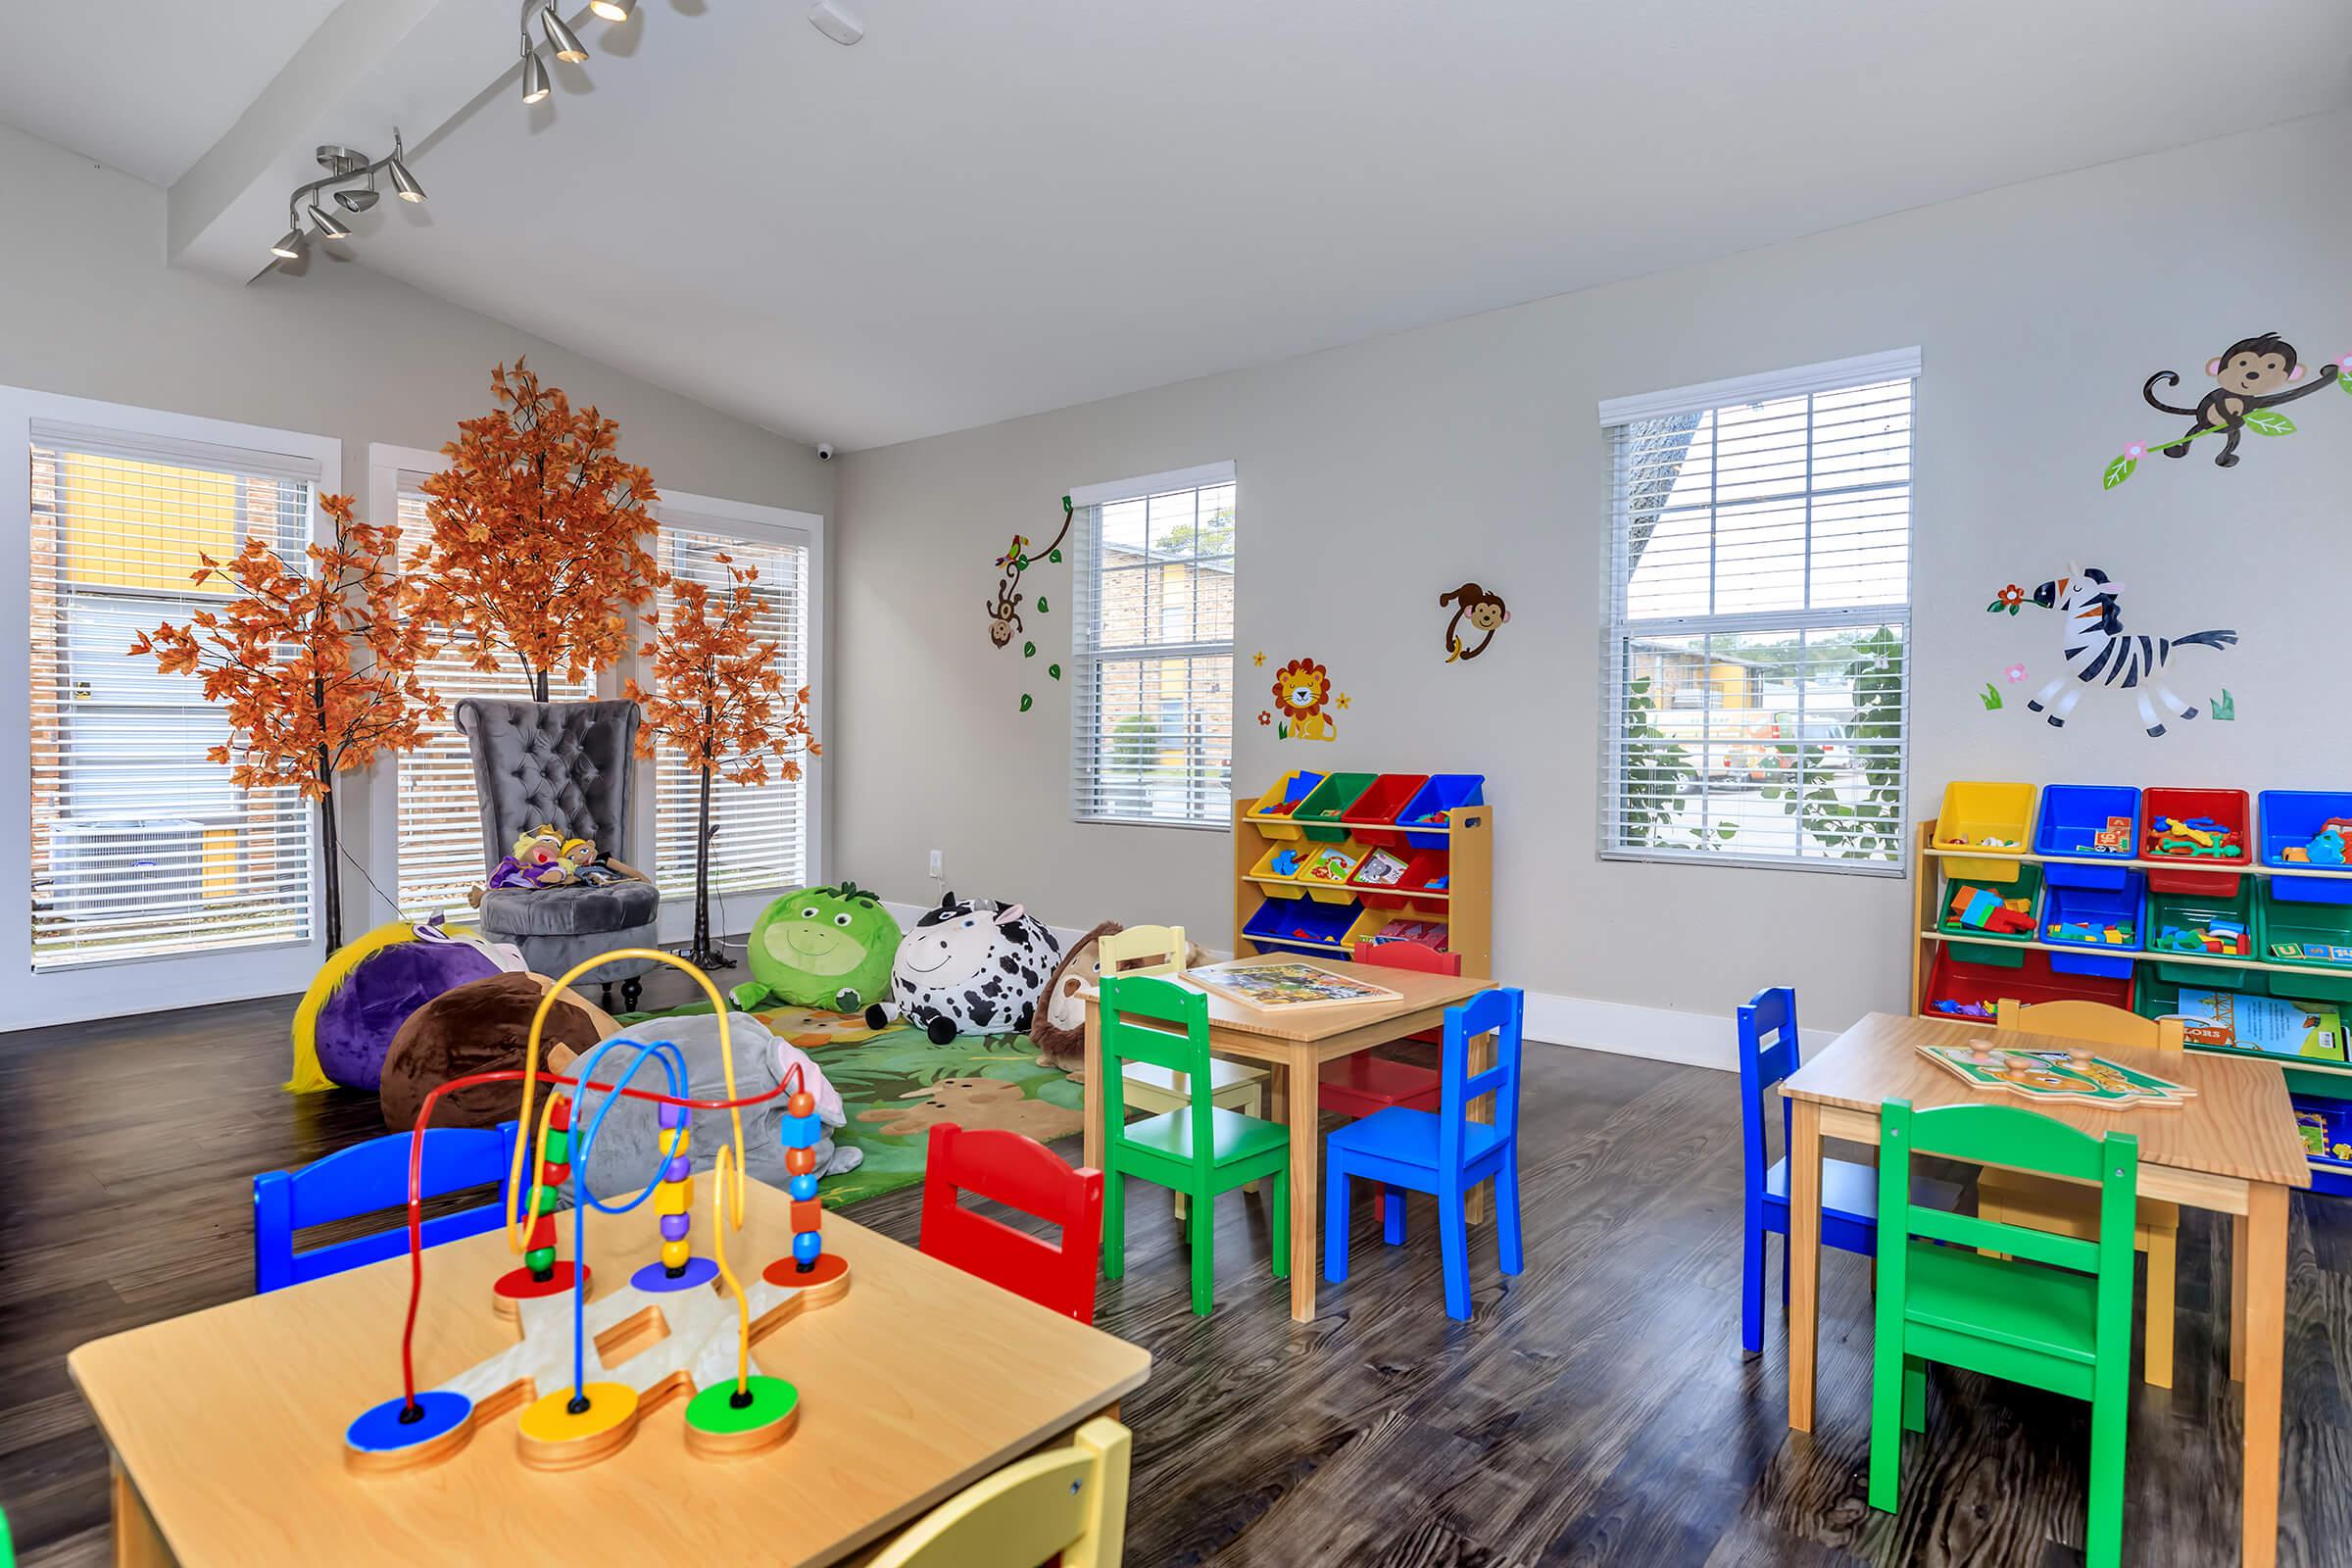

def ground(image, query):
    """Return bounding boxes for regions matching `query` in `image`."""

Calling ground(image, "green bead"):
[542,1129,569,1164]
[533,1185,562,1215]
[525,1247,556,1272]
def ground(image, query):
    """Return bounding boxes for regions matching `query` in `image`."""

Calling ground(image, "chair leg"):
[1495,1156,1522,1278]
[2085,1364,2129,1568]
[1867,1333,1903,1514]
[1102,1163,1126,1282]
[1438,1184,1470,1321]
[2142,1223,2177,1391]
[620,977,642,1012]
[1901,1354,1927,1434]
[1741,1221,1766,1356]
[1323,1165,1349,1285]
[1245,1083,1265,1196]
[1188,1186,1215,1316]
[1270,1165,1291,1282]
[1383,1187,1405,1247]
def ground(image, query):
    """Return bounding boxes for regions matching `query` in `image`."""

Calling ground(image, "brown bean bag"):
[380,972,614,1133]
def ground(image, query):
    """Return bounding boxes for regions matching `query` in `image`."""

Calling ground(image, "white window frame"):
[642,490,827,947]
[1067,461,1239,831]
[1595,349,1917,877]
[0,384,339,1031]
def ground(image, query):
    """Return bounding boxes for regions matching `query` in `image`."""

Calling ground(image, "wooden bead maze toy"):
[343,949,853,1476]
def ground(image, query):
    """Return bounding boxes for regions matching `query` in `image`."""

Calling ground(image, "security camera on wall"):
[816,443,836,462]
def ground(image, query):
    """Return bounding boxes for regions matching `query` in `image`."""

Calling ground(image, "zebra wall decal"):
[1990,567,2237,737]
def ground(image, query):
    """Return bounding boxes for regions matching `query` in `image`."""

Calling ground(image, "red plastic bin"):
[1347,846,1451,909]
[1920,946,2132,1023]
[1338,773,1431,850]
[2140,786,2250,896]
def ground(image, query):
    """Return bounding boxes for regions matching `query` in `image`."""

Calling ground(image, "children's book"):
[2172,988,2348,1060]
[1183,960,1401,1011]
[1353,848,1410,886]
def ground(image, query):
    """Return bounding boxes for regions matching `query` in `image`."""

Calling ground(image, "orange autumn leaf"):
[623,559,816,784]
[410,358,662,693]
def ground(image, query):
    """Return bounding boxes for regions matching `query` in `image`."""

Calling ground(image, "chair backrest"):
[253,1122,517,1294]
[1737,985,1801,1196]
[1440,989,1524,1168]
[1099,923,1187,979]
[1099,973,1213,1170]
[920,1122,1104,1324]
[455,698,642,875]
[1998,998,2183,1052]
[868,1415,1131,1568]
[1353,940,1463,977]
[1878,1098,2138,1286]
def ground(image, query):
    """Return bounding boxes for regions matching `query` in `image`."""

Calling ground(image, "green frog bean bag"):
[730,882,902,1017]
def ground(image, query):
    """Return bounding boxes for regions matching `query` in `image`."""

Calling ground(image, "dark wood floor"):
[4,973,2348,1567]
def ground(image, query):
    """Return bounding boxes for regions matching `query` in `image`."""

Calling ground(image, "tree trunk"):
[317,775,344,954]
[532,666,551,704]
[687,741,722,969]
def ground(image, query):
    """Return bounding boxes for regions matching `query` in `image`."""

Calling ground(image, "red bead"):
[784,1146,817,1177]
[786,1091,815,1120]
[790,1198,822,1233]
[549,1097,573,1132]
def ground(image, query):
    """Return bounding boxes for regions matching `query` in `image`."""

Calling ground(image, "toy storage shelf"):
[1920,844,2352,882]
[1231,770,1492,979]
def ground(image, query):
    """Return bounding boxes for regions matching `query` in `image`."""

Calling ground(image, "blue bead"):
[778,1112,821,1148]
[788,1173,819,1201]
[793,1231,822,1265]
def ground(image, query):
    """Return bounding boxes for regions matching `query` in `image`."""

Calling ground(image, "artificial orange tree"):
[624,555,818,967]
[127,494,439,951]
[411,358,662,699]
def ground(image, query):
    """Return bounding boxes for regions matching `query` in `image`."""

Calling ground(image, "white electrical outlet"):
[928,849,943,878]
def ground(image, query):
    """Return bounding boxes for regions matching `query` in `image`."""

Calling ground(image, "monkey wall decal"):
[984,494,1073,655]
[2106,331,2348,487]
[984,580,1024,649]
[1438,582,1508,663]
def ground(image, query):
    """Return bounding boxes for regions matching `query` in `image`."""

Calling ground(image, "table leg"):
[112,1460,174,1567]
[1465,1026,1495,1224]
[1787,1098,1823,1433]
[1287,1043,1319,1322]
[1082,1004,1103,1175]
[2239,1183,2286,1568]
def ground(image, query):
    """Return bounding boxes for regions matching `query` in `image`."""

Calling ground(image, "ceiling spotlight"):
[386,131,425,202]
[334,184,380,214]
[538,5,589,63]
[270,228,307,262]
[308,203,352,240]
[520,34,552,103]
[588,0,631,19]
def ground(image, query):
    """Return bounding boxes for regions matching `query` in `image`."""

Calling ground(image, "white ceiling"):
[7,2,2352,449]
[0,0,345,186]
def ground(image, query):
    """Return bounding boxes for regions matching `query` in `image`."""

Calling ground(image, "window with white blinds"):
[26,425,318,968]
[1597,352,1914,871]
[390,478,594,922]
[1069,465,1236,828]
[652,514,810,906]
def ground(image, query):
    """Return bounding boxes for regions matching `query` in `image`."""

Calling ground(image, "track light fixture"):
[588,0,632,19]
[538,4,589,63]
[267,129,426,269]
[520,31,552,103]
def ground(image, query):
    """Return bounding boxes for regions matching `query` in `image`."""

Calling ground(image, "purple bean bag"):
[315,940,502,1093]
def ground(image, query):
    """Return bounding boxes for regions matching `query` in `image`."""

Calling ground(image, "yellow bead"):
[661,1239,690,1269]
[657,1177,694,1216]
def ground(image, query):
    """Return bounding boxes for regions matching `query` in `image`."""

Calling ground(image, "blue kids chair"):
[1739,985,1879,1353]
[254,1122,518,1294]
[1323,987,1525,1320]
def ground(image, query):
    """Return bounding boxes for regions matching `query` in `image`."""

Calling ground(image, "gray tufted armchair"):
[456,698,660,1009]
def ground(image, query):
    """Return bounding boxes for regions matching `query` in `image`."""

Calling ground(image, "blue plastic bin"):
[1395,773,1485,851]
[2034,783,2141,892]
[2042,871,2145,979]
[1242,897,1362,957]
[2259,790,2352,905]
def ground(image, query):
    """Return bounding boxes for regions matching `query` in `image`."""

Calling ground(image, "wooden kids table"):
[1082,955,1494,1322]
[70,1189,1149,1567]
[1780,1011,2309,1568]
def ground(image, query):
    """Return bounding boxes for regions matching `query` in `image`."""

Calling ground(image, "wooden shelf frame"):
[1231,783,1491,978]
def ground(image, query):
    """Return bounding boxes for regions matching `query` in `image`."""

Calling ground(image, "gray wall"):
[0,122,833,939]
[834,109,2352,1035]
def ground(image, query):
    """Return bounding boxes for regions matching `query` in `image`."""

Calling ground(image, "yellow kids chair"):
[1097,925,1269,1220]
[1983,998,2186,1387]
[868,1415,1131,1567]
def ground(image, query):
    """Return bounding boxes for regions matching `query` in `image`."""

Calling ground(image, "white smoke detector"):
[808,1,864,45]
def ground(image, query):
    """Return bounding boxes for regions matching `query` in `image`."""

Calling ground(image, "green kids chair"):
[1098,972,1291,1315]
[1869,1099,2139,1568]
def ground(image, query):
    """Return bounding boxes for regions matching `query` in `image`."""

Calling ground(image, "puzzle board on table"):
[1918,1042,2197,1109]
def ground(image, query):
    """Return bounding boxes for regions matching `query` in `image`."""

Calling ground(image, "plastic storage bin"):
[1246,840,1311,898]
[2145,883,2259,990]
[2140,786,2250,896]
[2042,870,2146,979]
[1395,773,1486,851]
[1246,771,1326,840]
[1348,845,1451,908]
[1351,909,1451,958]
[1293,772,1377,842]
[1935,780,2036,881]
[1338,773,1430,850]
[1936,862,2042,967]
[1290,842,1365,904]
[2034,783,2142,891]
[2257,882,2352,1002]
[2136,975,2344,1063]
[1242,897,1365,956]
[2258,789,2352,904]
[1922,946,2130,1022]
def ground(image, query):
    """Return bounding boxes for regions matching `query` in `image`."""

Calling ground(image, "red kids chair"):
[919,1122,1105,1323]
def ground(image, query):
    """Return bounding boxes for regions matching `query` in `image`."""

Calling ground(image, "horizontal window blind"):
[27,428,318,967]
[653,516,810,906]
[391,480,594,923]
[1597,366,1913,870]
[1070,468,1236,827]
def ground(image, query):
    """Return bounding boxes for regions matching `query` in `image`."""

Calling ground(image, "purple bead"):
[665,1155,692,1183]
[793,1231,822,1266]
[658,1102,690,1130]
[660,1213,691,1242]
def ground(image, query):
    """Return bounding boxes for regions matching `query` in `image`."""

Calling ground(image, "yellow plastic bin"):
[1247,840,1311,898]
[1293,842,1366,904]
[1935,780,2036,882]
[1246,770,1325,841]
